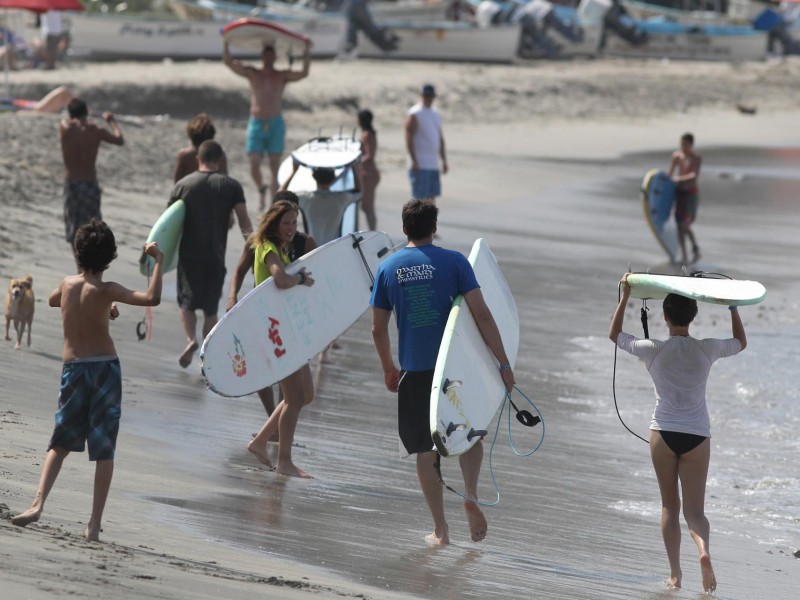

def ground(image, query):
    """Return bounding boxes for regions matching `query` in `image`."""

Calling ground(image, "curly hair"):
[73,219,118,273]
[186,113,216,148]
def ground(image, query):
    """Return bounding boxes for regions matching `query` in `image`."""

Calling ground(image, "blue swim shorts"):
[48,357,122,461]
[409,169,441,200]
[246,115,286,156]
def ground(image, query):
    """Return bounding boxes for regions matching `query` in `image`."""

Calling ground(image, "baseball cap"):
[421,83,436,97]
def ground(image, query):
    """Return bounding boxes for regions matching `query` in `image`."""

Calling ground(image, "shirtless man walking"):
[669,133,702,265]
[223,41,311,211]
[60,98,124,244]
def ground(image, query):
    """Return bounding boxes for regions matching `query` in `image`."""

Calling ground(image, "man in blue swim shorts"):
[11,220,164,542]
[224,40,312,211]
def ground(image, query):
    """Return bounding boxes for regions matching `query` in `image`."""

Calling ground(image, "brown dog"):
[5,275,35,350]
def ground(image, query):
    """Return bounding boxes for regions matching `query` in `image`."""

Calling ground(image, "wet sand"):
[2,59,800,598]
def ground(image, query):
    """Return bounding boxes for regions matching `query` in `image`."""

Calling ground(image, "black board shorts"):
[398,369,435,455]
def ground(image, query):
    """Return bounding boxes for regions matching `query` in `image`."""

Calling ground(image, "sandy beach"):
[2,56,800,599]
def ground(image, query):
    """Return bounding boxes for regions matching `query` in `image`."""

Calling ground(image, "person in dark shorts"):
[370,200,515,546]
[609,274,747,593]
[170,140,253,368]
[59,98,124,244]
[11,219,164,541]
[669,133,702,265]
[227,190,317,416]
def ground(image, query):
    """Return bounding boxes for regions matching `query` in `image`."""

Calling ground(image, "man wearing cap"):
[405,84,448,203]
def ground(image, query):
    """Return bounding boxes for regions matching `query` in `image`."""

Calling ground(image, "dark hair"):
[251,200,299,250]
[198,140,224,165]
[663,293,698,327]
[186,113,216,148]
[73,219,117,273]
[402,200,438,240]
[67,98,88,120]
[312,167,336,186]
[681,132,694,145]
[273,190,300,204]
[358,109,375,132]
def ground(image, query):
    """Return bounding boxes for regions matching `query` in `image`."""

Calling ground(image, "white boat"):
[356,21,520,62]
[67,10,346,59]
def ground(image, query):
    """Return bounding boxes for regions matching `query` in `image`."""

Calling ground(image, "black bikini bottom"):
[659,430,708,456]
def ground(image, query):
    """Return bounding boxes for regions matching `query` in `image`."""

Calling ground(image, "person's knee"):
[682,506,705,523]
[662,499,681,515]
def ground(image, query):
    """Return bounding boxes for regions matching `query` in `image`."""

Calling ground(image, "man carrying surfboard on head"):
[669,133,702,265]
[370,200,515,546]
[223,39,311,212]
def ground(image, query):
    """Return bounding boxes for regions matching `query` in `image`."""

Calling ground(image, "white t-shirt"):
[41,11,63,37]
[617,333,741,437]
[407,103,442,171]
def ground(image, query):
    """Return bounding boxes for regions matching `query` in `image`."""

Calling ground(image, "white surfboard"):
[278,135,362,193]
[627,273,767,306]
[430,239,520,458]
[222,18,310,57]
[200,231,394,397]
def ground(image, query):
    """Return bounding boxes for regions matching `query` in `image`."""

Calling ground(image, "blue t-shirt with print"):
[370,244,480,372]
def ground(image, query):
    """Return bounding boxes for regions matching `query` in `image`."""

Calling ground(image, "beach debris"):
[736,103,757,115]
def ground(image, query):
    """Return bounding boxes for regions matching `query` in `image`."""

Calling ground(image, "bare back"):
[54,274,117,361]
[60,119,118,182]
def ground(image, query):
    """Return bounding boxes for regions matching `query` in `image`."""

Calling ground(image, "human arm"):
[463,289,515,392]
[233,202,253,238]
[227,243,255,311]
[101,112,124,145]
[278,161,300,193]
[608,273,631,343]
[729,306,747,351]
[440,128,448,174]
[265,250,314,289]
[284,42,312,82]
[674,156,702,185]
[404,114,418,172]
[222,42,251,77]
[48,280,63,307]
[371,307,400,392]
[106,243,164,306]
[304,235,317,254]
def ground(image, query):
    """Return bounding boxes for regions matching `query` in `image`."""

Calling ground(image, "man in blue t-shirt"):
[370,200,515,546]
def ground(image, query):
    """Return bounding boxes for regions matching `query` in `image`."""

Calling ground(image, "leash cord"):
[613,282,649,444]
[435,385,545,508]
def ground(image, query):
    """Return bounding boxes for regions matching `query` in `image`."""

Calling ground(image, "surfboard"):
[139,200,185,276]
[200,231,395,397]
[627,273,767,306]
[222,18,310,56]
[430,239,520,458]
[277,135,362,193]
[642,169,678,262]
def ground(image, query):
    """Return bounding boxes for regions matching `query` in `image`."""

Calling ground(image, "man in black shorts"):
[370,200,515,545]
[169,140,252,368]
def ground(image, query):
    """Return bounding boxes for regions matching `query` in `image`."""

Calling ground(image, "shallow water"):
[123,145,800,598]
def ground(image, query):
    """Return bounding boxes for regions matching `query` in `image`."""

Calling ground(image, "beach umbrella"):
[2,0,84,99]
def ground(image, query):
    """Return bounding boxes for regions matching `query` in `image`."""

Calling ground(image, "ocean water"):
[123,144,800,598]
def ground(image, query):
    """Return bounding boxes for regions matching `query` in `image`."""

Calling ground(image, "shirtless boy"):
[11,220,163,541]
[669,133,702,265]
[60,98,124,244]
[223,41,311,211]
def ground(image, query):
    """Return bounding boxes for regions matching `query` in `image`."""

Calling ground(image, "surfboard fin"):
[467,428,488,442]
[445,421,466,436]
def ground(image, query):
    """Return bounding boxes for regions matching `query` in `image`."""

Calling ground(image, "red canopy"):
[0,0,84,13]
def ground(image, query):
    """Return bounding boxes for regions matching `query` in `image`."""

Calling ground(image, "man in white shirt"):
[40,11,63,70]
[404,84,448,203]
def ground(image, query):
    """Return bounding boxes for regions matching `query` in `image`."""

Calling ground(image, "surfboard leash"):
[350,233,376,290]
[434,385,545,508]
[613,282,649,445]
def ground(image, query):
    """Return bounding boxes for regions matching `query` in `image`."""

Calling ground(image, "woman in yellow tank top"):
[247,201,316,479]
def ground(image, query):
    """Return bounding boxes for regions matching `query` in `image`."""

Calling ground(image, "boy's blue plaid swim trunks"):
[48,356,122,461]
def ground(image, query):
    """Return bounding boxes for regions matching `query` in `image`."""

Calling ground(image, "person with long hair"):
[246,201,316,478]
[174,113,227,183]
[609,274,747,593]
[357,109,380,230]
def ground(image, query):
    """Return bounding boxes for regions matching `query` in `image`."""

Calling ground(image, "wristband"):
[729,305,738,311]
[499,364,511,371]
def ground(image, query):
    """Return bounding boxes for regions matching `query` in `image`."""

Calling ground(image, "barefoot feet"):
[665,573,682,589]
[700,554,716,593]
[11,507,41,527]
[464,500,488,542]
[179,340,199,368]
[425,527,450,546]
[246,441,274,470]
[84,525,102,542]
[275,461,312,479]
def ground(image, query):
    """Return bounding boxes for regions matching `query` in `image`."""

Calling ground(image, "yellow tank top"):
[253,240,291,286]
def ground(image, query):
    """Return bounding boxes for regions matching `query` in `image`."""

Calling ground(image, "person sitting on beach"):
[669,133,702,265]
[609,274,747,593]
[60,98,125,245]
[281,164,359,245]
[245,200,316,478]
[223,40,311,211]
[170,140,253,368]
[370,200,515,545]
[11,220,164,542]
[227,190,317,418]
[3,85,74,114]
[357,109,380,231]
[173,112,228,182]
